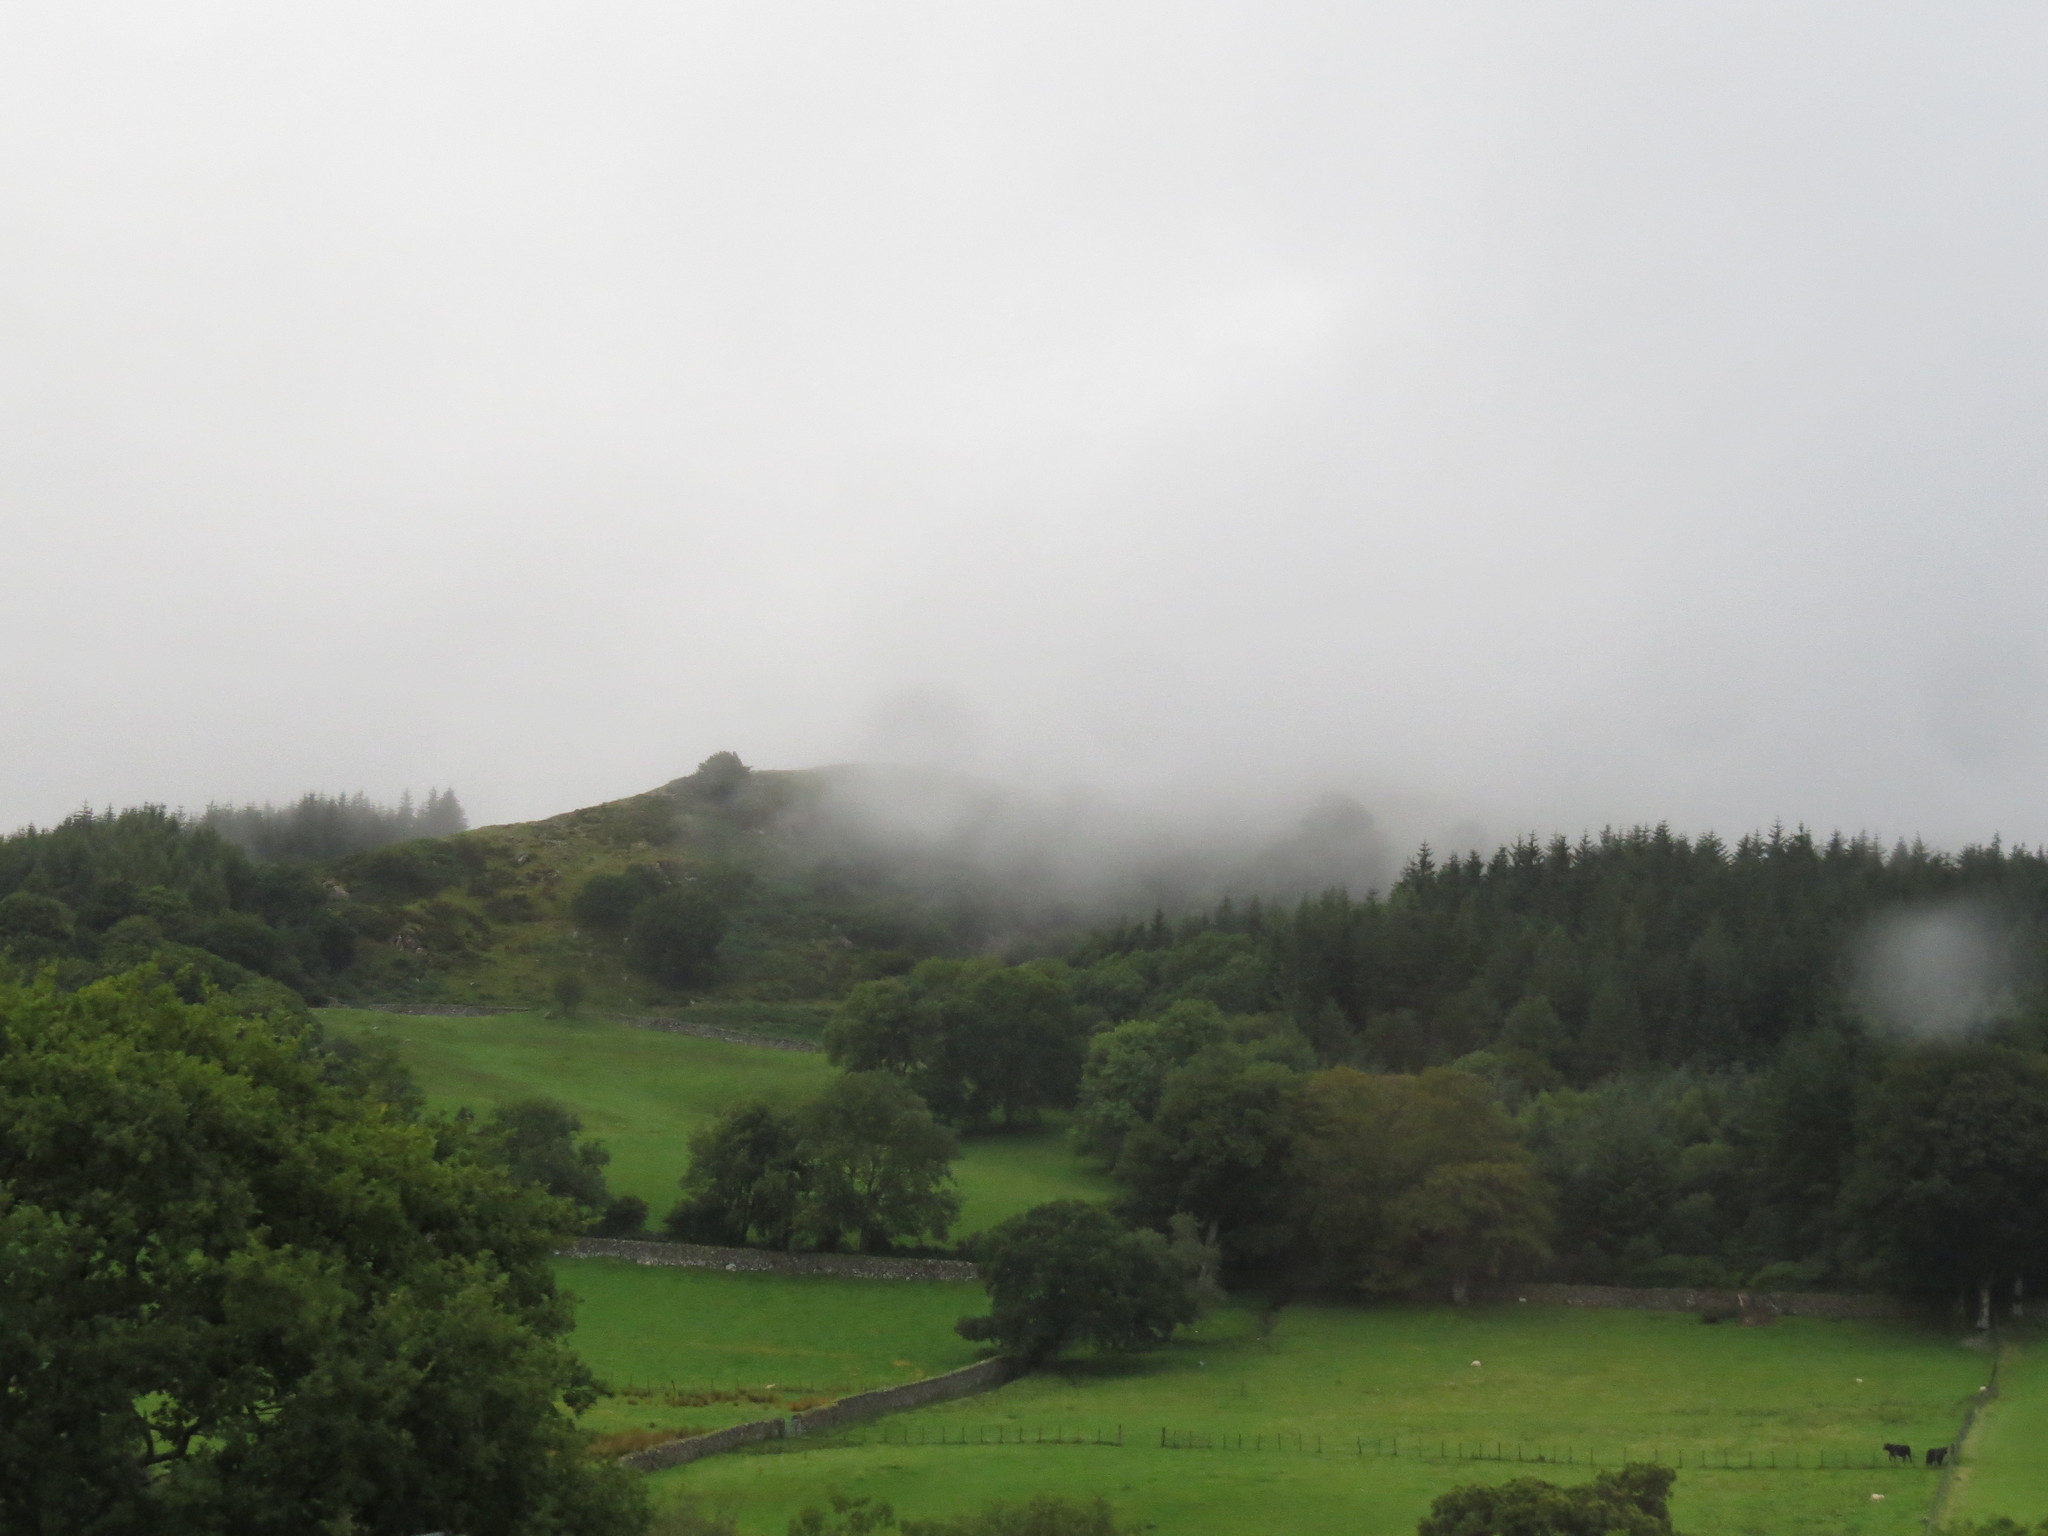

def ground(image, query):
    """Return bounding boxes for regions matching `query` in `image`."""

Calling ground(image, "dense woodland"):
[797,826,2048,1308]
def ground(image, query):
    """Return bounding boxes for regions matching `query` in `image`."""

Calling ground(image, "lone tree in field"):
[1418,1464,1681,1536]
[956,1200,1197,1365]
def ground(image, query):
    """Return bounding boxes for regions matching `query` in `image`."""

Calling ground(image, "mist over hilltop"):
[763,761,1400,937]
[6,4,2048,852]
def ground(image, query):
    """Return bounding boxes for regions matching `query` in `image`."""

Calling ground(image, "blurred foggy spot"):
[1853,899,2026,1039]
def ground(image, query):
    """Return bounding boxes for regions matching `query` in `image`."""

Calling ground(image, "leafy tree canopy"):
[666,1101,807,1248]
[957,1200,1197,1364]
[479,1096,614,1218]
[0,970,644,1536]
[826,957,1088,1129]
[1844,1043,2048,1301]
[796,1072,961,1253]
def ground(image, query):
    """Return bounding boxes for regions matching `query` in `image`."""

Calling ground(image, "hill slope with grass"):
[318,1007,1112,1235]
[318,755,1049,1012]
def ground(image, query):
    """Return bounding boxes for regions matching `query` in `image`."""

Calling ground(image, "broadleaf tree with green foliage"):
[826,957,1089,1128]
[956,1200,1198,1364]
[1843,1042,2048,1318]
[0,970,645,1536]
[795,1071,962,1252]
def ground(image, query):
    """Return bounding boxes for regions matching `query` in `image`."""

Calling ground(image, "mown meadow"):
[657,1302,1993,1536]
[559,1261,981,1448]
[1944,1327,2048,1529]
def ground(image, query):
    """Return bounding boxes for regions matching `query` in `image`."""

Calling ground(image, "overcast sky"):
[5,2,2046,854]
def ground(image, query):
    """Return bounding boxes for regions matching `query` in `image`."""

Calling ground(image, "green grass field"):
[652,1300,1993,1536]
[1943,1328,2048,1529]
[321,1005,1999,1534]
[558,1259,980,1443]
[317,1008,1109,1235]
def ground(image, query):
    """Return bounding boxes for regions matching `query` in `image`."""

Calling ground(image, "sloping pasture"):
[317,1007,1109,1232]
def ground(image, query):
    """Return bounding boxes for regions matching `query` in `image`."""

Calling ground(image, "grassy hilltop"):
[322,757,1033,1015]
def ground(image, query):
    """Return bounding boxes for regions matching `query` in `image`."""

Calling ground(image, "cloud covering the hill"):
[4,2,2046,857]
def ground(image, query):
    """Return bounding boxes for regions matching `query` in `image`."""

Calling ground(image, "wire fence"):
[816,1422,1955,1473]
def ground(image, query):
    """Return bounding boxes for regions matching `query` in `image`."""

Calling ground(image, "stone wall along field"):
[1470,1281,1902,1320]
[564,1236,978,1283]
[787,1357,1020,1436]
[615,1358,1020,1471]
[618,1415,787,1472]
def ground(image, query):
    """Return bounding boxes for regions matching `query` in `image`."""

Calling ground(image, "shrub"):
[593,1195,649,1237]
[627,889,727,987]
[572,866,670,934]
[1418,1464,1681,1536]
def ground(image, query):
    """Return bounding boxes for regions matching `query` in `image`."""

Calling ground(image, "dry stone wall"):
[615,1358,1019,1471]
[618,1415,787,1471]
[787,1357,1019,1435]
[564,1236,978,1283]
[1469,1281,1903,1319]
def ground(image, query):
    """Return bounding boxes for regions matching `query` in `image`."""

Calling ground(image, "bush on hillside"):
[627,887,726,987]
[573,865,671,933]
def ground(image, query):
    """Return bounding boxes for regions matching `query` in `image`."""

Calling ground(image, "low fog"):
[783,764,1400,928]
[5,4,2048,860]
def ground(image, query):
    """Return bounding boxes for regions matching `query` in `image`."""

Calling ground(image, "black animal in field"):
[1926,1446,1949,1467]
[1884,1442,1912,1465]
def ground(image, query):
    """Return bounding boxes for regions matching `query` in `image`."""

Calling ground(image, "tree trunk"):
[1977,1282,1993,1331]
[2015,1275,2026,1320]
[1452,1272,1470,1307]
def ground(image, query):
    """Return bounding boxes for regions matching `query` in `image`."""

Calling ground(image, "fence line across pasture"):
[805,1423,1955,1474]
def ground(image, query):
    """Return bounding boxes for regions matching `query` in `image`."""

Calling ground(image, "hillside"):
[321,757,957,1014]
[322,753,1251,1017]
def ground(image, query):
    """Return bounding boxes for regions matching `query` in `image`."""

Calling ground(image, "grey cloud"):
[4,2,2047,864]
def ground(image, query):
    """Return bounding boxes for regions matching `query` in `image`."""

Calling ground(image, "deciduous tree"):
[957,1201,1196,1364]
[0,970,644,1536]
[796,1073,960,1252]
